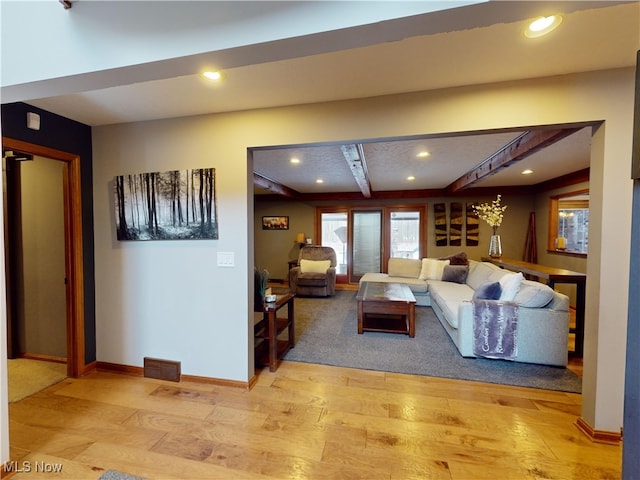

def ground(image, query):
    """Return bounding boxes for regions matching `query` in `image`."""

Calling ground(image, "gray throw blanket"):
[472,300,519,360]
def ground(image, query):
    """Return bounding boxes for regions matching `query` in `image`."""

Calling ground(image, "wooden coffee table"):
[356,282,416,337]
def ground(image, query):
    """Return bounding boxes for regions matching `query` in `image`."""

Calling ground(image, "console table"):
[254,291,295,372]
[481,257,586,357]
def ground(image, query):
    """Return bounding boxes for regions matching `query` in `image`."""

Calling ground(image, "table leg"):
[549,279,585,358]
[288,297,295,348]
[408,304,415,338]
[357,300,363,334]
[268,309,277,372]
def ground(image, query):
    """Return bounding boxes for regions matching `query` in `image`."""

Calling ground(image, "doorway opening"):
[2,138,85,378]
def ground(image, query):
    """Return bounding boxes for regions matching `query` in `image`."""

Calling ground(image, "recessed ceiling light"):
[290,157,300,164]
[525,15,562,38]
[316,178,324,184]
[202,71,223,81]
[416,151,430,158]
[522,169,534,175]
[407,175,416,181]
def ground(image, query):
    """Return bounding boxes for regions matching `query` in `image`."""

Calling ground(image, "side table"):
[254,291,295,372]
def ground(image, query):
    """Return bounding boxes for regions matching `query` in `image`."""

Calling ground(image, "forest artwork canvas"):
[114,168,218,240]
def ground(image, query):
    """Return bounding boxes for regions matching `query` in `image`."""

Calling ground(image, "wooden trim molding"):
[1,465,17,479]
[181,373,250,390]
[96,361,251,390]
[547,187,590,254]
[2,137,85,378]
[576,416,622,445]
[97,361,143,376]
[82,361,97,376]
[19,352,66,364]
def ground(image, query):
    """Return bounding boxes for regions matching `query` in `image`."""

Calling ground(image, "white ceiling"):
[253,127,593,194]
[6,1,640,195]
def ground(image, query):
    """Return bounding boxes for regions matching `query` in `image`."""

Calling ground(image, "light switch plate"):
[217,252,234,267]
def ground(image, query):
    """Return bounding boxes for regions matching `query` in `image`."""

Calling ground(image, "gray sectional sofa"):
[359,256,570,366]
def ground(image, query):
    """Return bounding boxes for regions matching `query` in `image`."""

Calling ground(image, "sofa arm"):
[326,267,337,295]
[289,266,301,291]
[457,299,569,366]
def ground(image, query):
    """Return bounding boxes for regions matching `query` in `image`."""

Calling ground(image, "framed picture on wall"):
[262,216,289,230]
[114,167,218,241]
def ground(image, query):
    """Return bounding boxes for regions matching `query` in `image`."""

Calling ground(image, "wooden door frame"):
[2,137,85,378]
[315,204,428,283]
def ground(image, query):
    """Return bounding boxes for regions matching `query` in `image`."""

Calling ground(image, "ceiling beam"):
[341,144,372,198]
[260,184,535,202]
[253,172,300,199]
[532,167,590,193]
[447,128,582,193]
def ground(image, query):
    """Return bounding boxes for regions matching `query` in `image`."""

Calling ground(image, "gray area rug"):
[98,470,148,480]
[284,290,582,393]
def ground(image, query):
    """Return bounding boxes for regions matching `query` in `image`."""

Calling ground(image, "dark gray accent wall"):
[624,179,640,478]
[623,50,640,479]
[1,102,96,365]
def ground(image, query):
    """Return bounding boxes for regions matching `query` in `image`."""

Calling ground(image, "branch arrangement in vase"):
[473,195,507,234]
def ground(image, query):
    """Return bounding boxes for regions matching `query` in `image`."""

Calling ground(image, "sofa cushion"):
[441,265,469,284]
[419,258,450,280]
[296,273,329,286]
[472,281,502,300]
[513,279,555,308]
[429,280,474,329]
[466,262,500,290]
[300,259,331,274]
[499,272,524,301]
[387,257,422,278]
[359,273,428,293]
[439,251,469,265]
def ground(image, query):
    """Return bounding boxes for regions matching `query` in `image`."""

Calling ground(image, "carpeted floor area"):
[7,358,67,403]
[98,470,148,480]
[284,290,582,393]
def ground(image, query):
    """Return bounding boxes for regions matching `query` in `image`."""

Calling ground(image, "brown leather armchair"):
[289,246,337,297]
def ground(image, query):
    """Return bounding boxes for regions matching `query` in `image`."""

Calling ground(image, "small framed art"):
[262,216,289,230]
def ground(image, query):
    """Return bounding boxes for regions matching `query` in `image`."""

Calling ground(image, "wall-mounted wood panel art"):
[434,203,447,246]
[449,202,463,246]
[466,202,479,246]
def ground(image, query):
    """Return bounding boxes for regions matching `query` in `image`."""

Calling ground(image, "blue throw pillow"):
[473,281,502,300]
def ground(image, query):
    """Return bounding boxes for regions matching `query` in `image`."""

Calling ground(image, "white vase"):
[489,234,502,258]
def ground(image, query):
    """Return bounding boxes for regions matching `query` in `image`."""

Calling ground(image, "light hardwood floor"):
[6,361,619,480]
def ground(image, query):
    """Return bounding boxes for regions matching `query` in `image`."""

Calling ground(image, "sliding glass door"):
[317,205,426,284]
[351,210,383,283]
[320,211,348,278]
[389,209,421,260]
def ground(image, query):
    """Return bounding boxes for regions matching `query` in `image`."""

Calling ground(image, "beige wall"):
[254,199,315,281]
[93,67,635,434]
[254,194,541,281]
[19,157,67,358]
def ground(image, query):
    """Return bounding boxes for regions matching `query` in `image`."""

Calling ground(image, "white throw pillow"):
[300,259,331,274]
[418,258,450,280]
[499,272,524,301]
[388,257,422,278]
[513,279,555,307]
